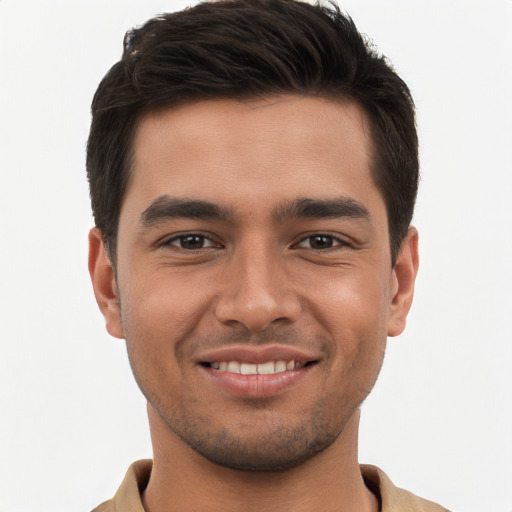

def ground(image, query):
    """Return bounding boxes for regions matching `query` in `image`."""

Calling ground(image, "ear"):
[387,227,419,337]
[88,227,125,339]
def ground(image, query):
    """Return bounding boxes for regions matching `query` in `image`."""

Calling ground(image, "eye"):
[166,234,218,250]
[296,234,347,250]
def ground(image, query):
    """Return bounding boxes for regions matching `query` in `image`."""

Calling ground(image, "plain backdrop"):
[1,1,511,511]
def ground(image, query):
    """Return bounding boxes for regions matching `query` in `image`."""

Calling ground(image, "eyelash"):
[295,233,351,250]
[163,233,220,250]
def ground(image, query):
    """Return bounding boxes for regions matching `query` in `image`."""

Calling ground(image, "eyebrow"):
[274,197,370,222]
[140,195,231,227]
[139,194,370,228]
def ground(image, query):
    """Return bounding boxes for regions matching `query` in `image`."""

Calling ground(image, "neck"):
[142,406,378,512]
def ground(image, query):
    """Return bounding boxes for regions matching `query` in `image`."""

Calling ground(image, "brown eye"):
[308,235,334,249]
[296,234,346,250]
[168,234,216,249]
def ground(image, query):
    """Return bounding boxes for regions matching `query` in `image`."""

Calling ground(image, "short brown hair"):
[87,0,418,265]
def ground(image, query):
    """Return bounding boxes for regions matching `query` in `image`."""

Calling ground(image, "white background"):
[1,1,511,511]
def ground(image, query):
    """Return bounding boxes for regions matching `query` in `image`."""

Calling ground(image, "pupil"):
[181,235,204,249]
[311,235,333,249]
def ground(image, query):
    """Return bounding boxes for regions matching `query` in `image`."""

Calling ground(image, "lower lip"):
[200,365,315,397]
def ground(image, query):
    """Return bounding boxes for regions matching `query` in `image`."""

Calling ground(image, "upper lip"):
[194,344,322,365]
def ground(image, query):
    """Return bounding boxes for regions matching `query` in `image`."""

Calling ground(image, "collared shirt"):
[92,459,450,512]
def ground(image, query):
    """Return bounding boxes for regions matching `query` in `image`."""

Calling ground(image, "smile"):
[204,360,312,375]
[195,344,321,396]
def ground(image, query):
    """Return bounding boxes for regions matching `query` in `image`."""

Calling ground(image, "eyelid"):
[161,231,222,249]
[294,232,351,249]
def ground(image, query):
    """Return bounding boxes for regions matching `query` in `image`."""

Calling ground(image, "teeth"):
[274,360,287,373]
[211,360,300,375]
[227,361,240,373]
[257,361,276,375]
[240,363,258,375]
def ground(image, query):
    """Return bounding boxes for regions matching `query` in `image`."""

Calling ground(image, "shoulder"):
[90,459,153,512]
[90,500,114,512]
[361,464,451,512]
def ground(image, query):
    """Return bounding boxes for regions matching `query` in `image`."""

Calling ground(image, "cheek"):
[117,271,214,386]
[302,265,391,332]
[118,285,196,409]
[298,265,390,374]
[121,268,212,333]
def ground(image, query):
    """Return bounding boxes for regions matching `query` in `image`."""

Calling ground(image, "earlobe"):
[88,228,125,339]
[387,227,419,337]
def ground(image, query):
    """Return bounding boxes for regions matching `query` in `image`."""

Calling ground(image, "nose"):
[214,245,301,331]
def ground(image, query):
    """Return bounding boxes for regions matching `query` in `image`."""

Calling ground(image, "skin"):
[89,96,419,512]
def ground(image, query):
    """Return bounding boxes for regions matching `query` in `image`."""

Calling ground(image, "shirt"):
[92,459,450,512]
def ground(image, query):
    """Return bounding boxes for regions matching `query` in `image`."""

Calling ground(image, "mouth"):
[201,359,318,375]
[196,345,321,397]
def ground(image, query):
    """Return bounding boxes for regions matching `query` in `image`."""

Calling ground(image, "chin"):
[156,398,359,472]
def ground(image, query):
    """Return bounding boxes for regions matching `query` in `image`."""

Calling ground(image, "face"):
[90,96,418,471]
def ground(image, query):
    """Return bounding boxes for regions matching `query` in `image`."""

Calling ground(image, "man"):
[87,1,448,510]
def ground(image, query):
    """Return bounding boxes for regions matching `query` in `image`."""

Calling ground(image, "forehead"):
[124,96,384,221]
